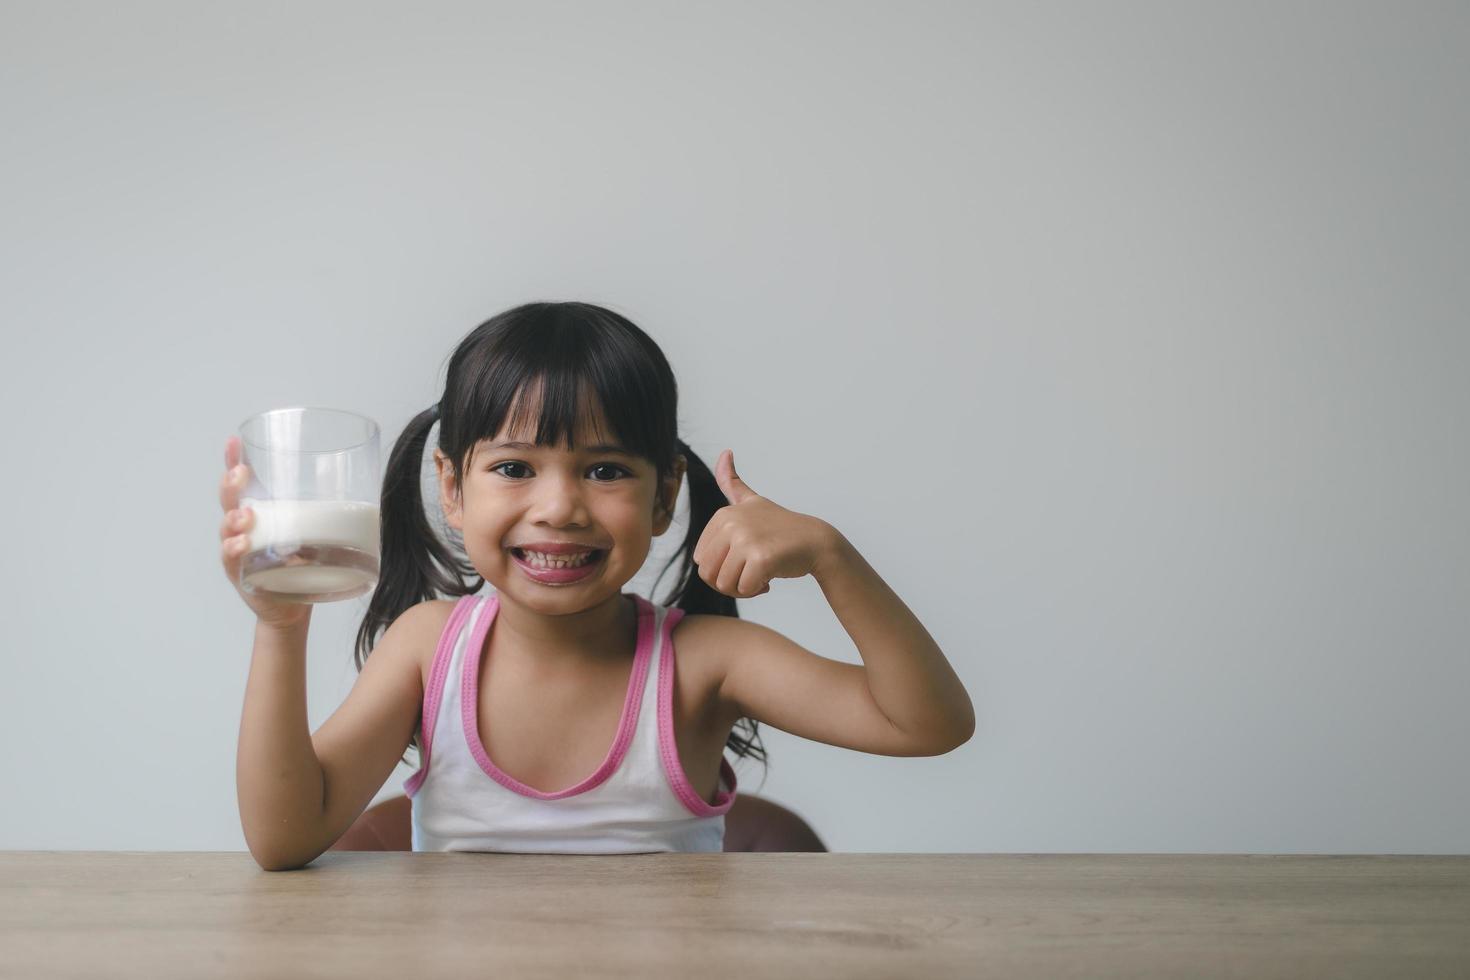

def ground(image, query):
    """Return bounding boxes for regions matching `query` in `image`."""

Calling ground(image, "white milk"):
[240,497,380,600]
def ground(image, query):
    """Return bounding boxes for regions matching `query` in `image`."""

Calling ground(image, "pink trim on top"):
[657,606,739,817]
[403,594,480,799]
[460,593,654,799]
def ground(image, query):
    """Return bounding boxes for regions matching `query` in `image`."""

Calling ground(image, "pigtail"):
[667,439,769,771]
[354,405,483,673]
[663,439,738,618]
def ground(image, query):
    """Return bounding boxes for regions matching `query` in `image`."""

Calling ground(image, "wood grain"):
[2,852,1468,978]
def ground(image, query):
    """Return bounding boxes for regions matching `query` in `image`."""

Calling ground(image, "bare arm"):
[234,604,432,871]
[711,524,974,757]
[235,615,323,867]
[810,527,976,749]
[220,434,433,870]
[694,450,975,757]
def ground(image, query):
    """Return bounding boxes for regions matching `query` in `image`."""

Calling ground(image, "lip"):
[509,547,606,585]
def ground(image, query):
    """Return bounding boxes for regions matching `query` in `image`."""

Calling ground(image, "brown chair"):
[330,792,826,852]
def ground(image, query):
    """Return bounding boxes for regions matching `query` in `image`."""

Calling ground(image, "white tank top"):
[404,591,738,853]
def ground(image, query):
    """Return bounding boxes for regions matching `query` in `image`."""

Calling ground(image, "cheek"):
[607,495,655,529]
[455,501,510,548]
[585,498,650,555]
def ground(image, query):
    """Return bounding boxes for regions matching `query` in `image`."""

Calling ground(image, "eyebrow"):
[487,440,636,456]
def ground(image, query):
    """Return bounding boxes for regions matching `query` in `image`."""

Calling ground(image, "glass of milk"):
[237,407,381,603]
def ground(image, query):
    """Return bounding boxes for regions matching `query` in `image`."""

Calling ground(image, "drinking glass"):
[237,407,381,603]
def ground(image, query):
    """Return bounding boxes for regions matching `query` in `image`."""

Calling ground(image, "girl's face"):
[432,402,684,610]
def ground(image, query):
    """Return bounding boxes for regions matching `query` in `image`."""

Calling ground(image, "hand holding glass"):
[235,407,381,604]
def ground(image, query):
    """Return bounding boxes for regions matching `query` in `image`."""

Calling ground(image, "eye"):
[490,461,532,479]
[488,464,632,487]
[589,463,631,482]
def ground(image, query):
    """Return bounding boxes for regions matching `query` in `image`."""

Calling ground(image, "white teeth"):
[520,550,597,569]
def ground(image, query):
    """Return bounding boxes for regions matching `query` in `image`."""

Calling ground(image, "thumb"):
[714,449,758,504]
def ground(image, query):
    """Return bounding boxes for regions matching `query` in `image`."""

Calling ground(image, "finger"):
[220,461,251,512]
[691,518,723,571]
[736,561,768,598]
[713,449,757,506]
[691,528,707,570]
[699,539,731,592]
[219,506,253,543]
[220,466,240,512]
[715,554,746,598]
[225,435,240,470]
[220,531,251,575]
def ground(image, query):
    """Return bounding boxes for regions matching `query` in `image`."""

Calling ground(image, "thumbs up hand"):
[692,449,838,600]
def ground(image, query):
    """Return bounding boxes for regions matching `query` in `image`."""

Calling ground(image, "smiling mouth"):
[509,547,607,569]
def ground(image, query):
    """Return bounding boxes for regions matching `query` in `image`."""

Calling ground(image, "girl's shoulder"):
[670,610,753,650]
[400,597,464,634]
[669,612,746,731]
[669,611,811,714]
[669,612,747,695]
[393,598,466,680]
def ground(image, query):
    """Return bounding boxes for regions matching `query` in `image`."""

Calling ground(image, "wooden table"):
[3,852,1468,978]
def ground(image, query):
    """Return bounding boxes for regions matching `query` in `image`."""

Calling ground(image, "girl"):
[220,301,975,870]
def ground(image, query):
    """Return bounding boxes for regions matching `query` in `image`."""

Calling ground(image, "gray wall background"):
[1,1,1465,853]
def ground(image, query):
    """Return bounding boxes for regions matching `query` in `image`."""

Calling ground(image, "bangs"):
[492,375,622,455]
[443,303,677,476]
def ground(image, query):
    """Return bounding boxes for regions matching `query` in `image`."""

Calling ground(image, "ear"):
[652,454,686,537]
[433,449,464,531]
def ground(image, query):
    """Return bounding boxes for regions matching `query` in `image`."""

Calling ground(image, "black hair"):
[354,301,767,775]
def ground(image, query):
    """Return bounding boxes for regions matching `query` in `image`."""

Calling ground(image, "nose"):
[526,469,591,527]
